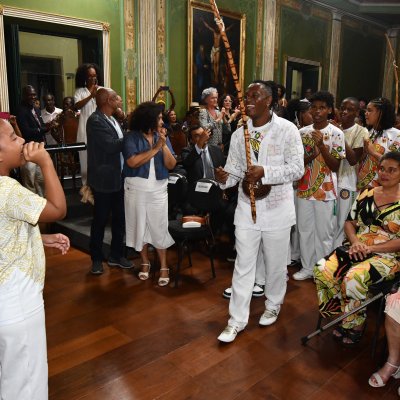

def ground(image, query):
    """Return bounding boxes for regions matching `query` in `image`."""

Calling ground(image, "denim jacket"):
[122,130,175,180]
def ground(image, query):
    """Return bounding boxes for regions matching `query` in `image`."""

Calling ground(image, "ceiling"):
[315,0,400,27]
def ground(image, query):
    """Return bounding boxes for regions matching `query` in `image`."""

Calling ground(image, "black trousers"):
[90,187,125,262]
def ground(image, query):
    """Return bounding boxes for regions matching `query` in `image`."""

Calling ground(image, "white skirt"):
[124,178,174,251]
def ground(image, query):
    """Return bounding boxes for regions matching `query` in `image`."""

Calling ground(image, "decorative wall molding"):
[124,0,136,112]
[156,0,167,93]
[261,0,276,80]
[255,0,264,77]
[328,11,342,97]
[137,0,158,102]
[383,28,399,100]
[0,4,111,111]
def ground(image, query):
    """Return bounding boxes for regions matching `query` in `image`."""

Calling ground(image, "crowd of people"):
[2,59,400,398]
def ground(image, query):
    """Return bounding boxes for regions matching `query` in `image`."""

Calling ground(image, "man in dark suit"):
[181,124,225,182]
[87,88,133,274]
[181,124,236,243]
[16,85,49,196]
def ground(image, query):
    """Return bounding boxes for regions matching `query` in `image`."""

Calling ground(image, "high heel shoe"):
[138,263,151,281]
[368,361,400,387]
[158,268,170,287]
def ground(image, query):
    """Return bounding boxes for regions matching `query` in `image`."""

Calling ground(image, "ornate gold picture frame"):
[188,1,246,104]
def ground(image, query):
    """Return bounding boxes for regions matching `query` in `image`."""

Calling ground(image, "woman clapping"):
[123,102,176,286]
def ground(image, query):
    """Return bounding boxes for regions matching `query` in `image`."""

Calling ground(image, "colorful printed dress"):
[314,188,400,329]
[357,127,400,190]
[297,123,346,201]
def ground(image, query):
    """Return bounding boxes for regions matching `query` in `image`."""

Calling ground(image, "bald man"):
[86,88,133,274]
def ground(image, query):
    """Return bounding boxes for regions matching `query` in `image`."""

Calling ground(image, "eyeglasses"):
[378,166,399,174]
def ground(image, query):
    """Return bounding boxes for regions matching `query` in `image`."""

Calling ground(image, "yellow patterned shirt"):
[0,176,46,287]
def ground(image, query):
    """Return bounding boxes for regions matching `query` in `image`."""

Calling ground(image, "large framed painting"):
[188,1,246,104]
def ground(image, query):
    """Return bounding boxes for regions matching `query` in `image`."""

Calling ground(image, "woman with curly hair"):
[315,151,400,346]
[123,102,176,286]
[358,97,400,191]
[74,63,103,192]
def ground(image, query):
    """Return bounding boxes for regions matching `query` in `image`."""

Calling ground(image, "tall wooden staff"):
[385,33,399,115]
[208,0,257,223]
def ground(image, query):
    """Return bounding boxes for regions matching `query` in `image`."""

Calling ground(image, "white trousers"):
[333,188,357,248]
[255,246,265,285]
[20,162,44,197]
[228,227,291,329]
[0,309,48,400]
[290,192,301,261]
[297,198,336,273]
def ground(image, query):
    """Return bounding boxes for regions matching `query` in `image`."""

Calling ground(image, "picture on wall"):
[188,1,246,104]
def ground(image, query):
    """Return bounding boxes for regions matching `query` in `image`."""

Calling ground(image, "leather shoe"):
[90,261,104,275]
[108,256,133,269]
[217,325,242,343]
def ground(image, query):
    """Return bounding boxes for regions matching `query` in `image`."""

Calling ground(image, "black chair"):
[168,178,222,287]
[168,172,188,219]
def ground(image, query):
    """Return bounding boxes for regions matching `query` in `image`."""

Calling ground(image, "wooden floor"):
[44,243,399,400]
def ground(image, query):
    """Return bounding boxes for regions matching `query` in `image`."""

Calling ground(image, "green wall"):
[278,6,330,90]
[337,24,385,103]
[2,0,124,96]
[167,0,259,117]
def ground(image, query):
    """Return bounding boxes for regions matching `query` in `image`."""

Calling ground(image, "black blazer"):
[16,104,46,143]
[181,144,225,184]
[87,109,123,193]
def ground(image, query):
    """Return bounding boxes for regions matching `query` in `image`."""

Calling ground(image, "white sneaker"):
[222,287,232,299]
[292,268,314,281]
[252,283,264,297]
[259,308,280,326]
[217,325,242,343]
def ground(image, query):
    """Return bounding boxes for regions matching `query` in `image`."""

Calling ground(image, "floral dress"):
[357,127,400,190]
[314,188,400,329]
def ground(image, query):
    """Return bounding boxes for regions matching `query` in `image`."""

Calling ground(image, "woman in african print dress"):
[314,151,400,345]
[357,97,400,191]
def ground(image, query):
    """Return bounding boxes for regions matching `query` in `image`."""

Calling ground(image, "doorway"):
[284,57,321,101]
[4,19,103,114]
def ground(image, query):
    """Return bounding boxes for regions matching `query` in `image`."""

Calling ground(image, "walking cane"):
[208,0,257,223]
[301,292,385,345]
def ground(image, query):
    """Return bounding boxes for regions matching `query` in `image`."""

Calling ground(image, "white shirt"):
[221,114,304,231]
[74,87,99,143]
[338,124,368,191]
[41,107,62,145]
[195,144,215,179]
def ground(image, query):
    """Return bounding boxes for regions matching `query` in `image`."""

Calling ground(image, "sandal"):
[158,268,170,287]
[341,323,367,347]
[368,361,400,387]
[332,326,346,341]
[138,263,151,281]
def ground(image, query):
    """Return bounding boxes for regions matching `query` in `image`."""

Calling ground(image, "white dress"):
[74,87,98,185]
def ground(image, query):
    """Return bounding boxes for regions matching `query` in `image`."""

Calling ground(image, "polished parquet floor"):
[44,244,399,400]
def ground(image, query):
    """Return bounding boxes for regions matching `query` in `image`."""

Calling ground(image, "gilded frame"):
[188,1,246,104]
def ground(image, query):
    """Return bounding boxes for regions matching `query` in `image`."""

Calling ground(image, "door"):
[4,23,21,114]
